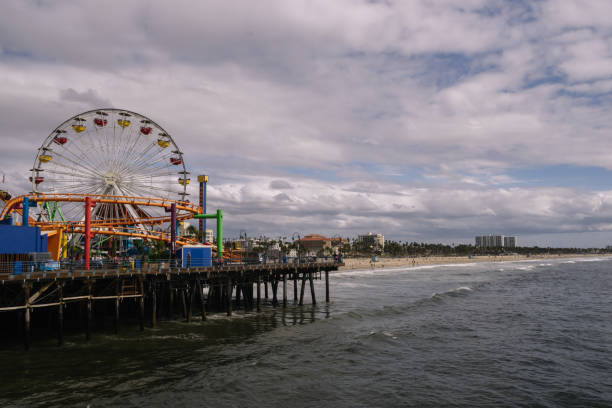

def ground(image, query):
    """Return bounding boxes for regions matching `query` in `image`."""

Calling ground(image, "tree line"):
[369,241,605,257]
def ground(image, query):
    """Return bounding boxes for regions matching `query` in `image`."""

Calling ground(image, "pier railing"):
[0,257,343,282]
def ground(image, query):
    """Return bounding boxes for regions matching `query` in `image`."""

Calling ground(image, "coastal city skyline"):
[3,1,612,247]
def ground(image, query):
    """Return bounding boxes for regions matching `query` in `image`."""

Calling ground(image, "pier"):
[0,261,341,349]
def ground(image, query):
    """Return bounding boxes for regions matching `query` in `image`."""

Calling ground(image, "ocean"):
[1,257,611,407]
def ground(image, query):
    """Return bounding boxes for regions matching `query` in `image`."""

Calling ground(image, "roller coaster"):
[0,108,224,264]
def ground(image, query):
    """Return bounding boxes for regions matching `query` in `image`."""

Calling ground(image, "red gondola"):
[29,176,44,184]
[140,126,152,135]
[94,118,108,127]
[53,136,68,145]
[170,157,182,165]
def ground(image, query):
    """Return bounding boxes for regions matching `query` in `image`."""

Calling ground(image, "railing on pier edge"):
[0,257,343,282]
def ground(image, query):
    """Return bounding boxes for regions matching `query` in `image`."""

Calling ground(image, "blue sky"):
[2,0,612,247]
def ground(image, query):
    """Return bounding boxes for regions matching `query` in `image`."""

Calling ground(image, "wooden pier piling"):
[283,274,287,307]
[86,281,92,341]
[24,283,31,350]
[293,271,298,303]
[299,273,306,306]
[325,270,329,303]
[58,283,64,346]
[257,274,262,312]
[197,279,206,321]
[226,278,232,316]
[139,278,145,331]
[309,272,316,305]
[151,282,157,328]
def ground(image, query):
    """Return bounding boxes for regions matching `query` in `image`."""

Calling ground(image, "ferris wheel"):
[30,108,190,224]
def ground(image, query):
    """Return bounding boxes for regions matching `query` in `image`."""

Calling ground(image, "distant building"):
[504,236,517,248]
[330,237,349,248]
[475,235,517,248]
[358,232,385,249]
[296,234,332,255]
[266,243,282,260]
[205,229,214,243]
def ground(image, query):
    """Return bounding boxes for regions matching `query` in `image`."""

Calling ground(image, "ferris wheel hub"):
[104,173,118,187]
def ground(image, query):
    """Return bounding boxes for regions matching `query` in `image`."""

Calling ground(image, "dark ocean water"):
[1,258,611,407]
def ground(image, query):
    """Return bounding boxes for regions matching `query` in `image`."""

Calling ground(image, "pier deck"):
[0,261,342,349]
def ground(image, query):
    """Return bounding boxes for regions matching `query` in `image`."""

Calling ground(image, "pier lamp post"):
[292,232,301,264]
[198,175,208,244]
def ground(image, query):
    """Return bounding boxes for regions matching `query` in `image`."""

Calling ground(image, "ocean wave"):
[366,330,398,340]
[431,286,473,299]
[333,262,479,278]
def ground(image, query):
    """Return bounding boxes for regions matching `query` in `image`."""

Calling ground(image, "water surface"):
[1,258,611,407]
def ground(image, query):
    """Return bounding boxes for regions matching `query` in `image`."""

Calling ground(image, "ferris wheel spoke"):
[109,125,131,172]
[126,172,174,180]
[120,183,166,197]
[56,128,106,171]
[93,123,114,165]
[128,156,176,177]
[40,159,99,180]
[48,149,105,179]
[129,139,174,165]
[123,145,171,174]
[44,177,98,184]
[61,133,107,173]
[44,168,97,180]
[127,170,176,180]
[119,127,149,168]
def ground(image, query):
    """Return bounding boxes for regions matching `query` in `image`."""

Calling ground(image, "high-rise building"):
[504,236,517,248]
[475,234,516,248]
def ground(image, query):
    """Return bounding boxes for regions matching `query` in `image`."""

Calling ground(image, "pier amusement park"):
[0,108,341,349]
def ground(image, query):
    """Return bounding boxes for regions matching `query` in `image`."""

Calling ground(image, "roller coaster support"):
[84,196,94,270]
[22,197,29,227]
[198,175,208,243]
[171,203,177,253]
[193,209,223,260]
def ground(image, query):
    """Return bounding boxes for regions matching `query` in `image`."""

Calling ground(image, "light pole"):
[292,232,301,264]
[198,175,208,243]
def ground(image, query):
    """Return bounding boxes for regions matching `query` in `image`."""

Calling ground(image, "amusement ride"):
[0,108,220,263]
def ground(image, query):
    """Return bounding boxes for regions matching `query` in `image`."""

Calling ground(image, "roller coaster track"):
[64,226,199,246]
[1,193,201,220]
[0,193,203,247]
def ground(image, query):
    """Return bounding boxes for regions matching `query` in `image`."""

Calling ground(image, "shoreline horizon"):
[337,253,612,272]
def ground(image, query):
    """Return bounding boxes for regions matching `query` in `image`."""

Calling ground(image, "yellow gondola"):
[157,139,170,148]
[72,124,85,133]
[117,119,131,128]
[178,178,191,186]
[39,154,52,163]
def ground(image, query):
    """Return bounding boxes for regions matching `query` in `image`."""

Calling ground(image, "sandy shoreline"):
[338,254,611,271]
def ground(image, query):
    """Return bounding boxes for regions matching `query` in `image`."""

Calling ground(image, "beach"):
[338,253,610,270]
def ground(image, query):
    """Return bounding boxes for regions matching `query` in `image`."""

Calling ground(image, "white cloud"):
[3,0,612,246]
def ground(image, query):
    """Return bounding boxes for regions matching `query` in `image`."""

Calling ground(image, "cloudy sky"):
[3,0,612,247]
